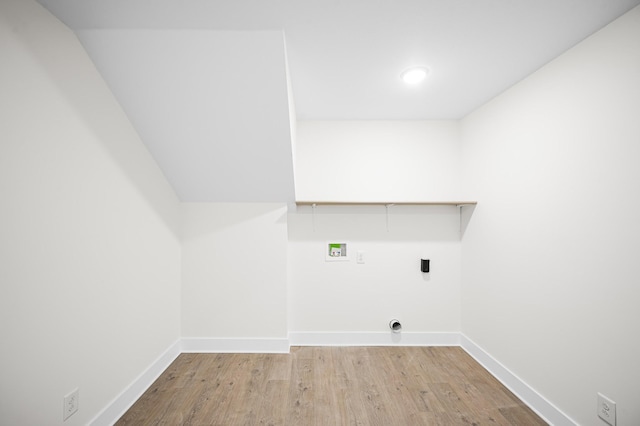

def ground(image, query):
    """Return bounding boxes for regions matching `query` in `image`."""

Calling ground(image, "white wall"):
[5,1,638,424]
[181,203,289,342]
[288,205,462,337]
[290,121,463,338]
[461,5,640,425]
[294,121,461,202]
[0,1,181,425]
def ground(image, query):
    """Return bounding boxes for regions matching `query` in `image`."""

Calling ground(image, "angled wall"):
[0,1,181,424]
[75,29,296,203]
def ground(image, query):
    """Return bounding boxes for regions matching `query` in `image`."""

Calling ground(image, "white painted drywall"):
[0,1,181,424]
[290,121,463,336]
[181,203,288,339]
[461,5,640,425]
[294,121,461,202]
[288,204,461,334]
[75,29,296,203]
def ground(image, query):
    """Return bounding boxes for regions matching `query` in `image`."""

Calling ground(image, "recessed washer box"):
[325,242,349,262]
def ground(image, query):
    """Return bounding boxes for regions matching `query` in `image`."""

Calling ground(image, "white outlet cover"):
[63,388,79,421]
[597,392,616,426]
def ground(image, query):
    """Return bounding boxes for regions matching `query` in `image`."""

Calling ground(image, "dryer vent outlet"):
[389,319,402,333]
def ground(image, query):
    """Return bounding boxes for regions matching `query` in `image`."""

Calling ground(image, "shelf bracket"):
[456,203,476,238]
[312,203,317,232]
[385,204,394,232]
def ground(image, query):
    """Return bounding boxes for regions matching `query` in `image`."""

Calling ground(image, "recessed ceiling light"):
[401,67,429,85]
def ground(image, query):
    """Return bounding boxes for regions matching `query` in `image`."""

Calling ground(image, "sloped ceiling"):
[76,29,295,202]
[36,0,640,202]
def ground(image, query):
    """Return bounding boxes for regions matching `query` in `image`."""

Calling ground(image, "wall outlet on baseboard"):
[597,392,616,426]
[63,388,79,421]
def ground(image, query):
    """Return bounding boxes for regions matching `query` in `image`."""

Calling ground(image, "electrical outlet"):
[597,392,616,426]
[63,388,79,421]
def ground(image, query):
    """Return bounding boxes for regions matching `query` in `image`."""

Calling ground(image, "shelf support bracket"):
[456,203,476,238]
[385,204,394,232]
[312,203,317,232]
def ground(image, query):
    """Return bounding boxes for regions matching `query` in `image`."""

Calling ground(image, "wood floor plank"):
[447,381,512,426]
[186,353,253,425]
[285,347,316,424]
[265,353,293,381]
[312,347,346,425]
[116,347,548,426]
[369,347,427,424]
[255,379,289,425]
[499,405,549,425]
[331,348,369,425]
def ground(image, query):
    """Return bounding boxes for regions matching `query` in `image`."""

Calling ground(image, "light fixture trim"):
[401,67,430,84]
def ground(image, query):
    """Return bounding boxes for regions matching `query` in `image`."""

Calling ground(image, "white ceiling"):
[36,0,640,201]
[75,29,296,202]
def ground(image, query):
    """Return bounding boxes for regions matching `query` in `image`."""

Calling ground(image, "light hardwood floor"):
[116,346,547,425]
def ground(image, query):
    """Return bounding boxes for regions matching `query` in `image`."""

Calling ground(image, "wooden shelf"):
[295,201,477,207]
[293,201,477,236]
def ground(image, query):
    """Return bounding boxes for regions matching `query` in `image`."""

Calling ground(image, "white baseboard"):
[181,337,290,353]
[89,339,181,426]
[460,334,576,426]
[289,331,460,347]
